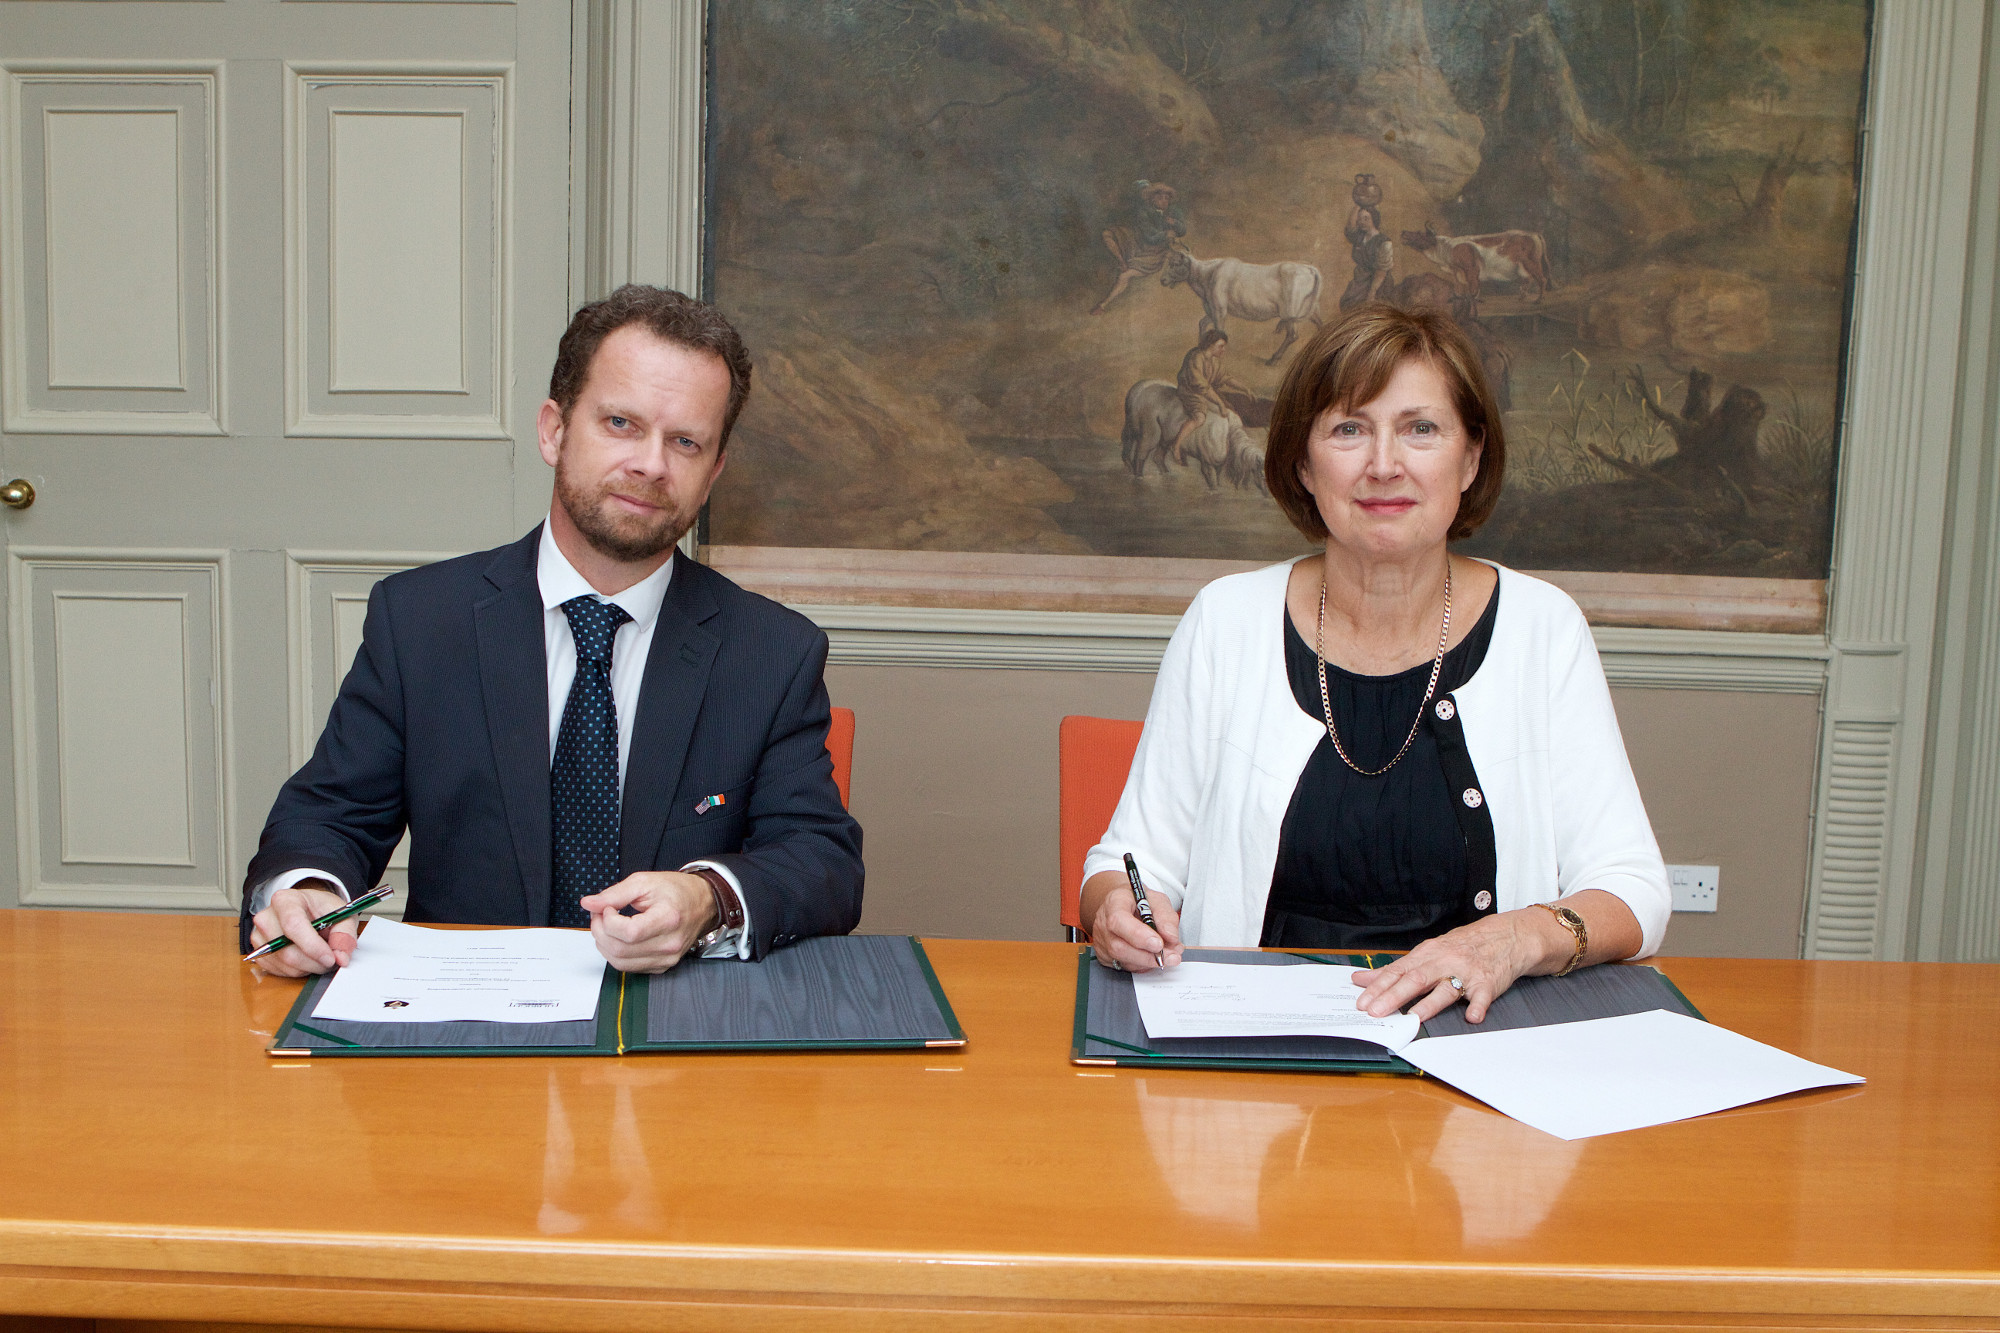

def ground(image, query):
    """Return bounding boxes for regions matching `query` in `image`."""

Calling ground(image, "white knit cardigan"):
[1082,559,1672,956]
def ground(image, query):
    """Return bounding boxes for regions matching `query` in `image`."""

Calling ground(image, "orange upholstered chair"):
[1058,715,1145,940]
[827,706,856,811]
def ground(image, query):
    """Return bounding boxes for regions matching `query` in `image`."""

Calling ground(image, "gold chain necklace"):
[1315,564,1452,778]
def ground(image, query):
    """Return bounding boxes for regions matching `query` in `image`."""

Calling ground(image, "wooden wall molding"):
[1911,3,2000,964]
[706,546,1827,631]
[801,603,1831,694]
[574,0,705,558]
[588,0,703,300]
[1801,0,1991,959]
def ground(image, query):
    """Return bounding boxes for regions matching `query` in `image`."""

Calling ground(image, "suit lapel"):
[622,551,720,871]
[474,530,553,926]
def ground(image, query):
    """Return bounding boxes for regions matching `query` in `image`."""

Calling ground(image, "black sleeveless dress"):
[1260,584,1501,951]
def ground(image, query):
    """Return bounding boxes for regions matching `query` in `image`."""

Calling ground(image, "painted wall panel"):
[329,111,465,393]
[286,66,507,439]
[332,592,369,677]
[2,67,220,434]
[53,595,193,865]
[9,551,228,910]
[43,108,184,390]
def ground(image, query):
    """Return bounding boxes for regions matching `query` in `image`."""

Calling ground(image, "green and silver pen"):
[242,884,394,963]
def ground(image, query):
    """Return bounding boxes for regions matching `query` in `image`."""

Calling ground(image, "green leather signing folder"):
[1070,947,1700,1075]
[269,934,966,1057]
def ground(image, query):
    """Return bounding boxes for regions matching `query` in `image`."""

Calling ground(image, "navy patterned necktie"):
[549,595,633,929]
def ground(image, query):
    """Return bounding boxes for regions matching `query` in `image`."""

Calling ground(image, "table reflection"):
[1428,1106,1583,1246]
[539,1067,671,1235]
[1135,1080,1308,1229]
[1132,1075,1585,1244]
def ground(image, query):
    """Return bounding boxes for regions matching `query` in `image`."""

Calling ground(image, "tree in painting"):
[705,0,1866,582]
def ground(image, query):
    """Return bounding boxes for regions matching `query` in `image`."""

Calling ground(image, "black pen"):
[243,884,394,963]
[1122,853,1166,970]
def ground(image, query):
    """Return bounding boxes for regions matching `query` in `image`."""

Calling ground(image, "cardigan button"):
[1474,890,1493,910]
[1461,787,1483,809]
[1435,699,1456,721]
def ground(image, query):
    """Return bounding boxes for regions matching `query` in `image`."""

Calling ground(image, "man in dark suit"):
[241,286,861,974]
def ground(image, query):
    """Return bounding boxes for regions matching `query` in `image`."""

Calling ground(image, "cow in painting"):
[1400,225,1554,308]
[1161,250,1322,365]
[1120,380,1267,492]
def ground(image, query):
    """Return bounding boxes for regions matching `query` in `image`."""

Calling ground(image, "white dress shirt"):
[253,520,750,956]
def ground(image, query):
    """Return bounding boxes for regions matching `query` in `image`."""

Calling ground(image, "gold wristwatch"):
[1535,901,1588,977]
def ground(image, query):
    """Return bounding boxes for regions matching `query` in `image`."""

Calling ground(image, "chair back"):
[1058,715,1145,933]
[827,706,856,810]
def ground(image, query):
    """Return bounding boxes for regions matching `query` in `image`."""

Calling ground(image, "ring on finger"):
[1447,975,1466,994]
[1105,957,1125,971]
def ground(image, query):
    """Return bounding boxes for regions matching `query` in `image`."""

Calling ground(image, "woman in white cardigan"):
[1080,304,1670,1024]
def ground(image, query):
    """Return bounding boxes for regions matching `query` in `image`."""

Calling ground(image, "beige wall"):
[828,665,1153,943]
[830,665,1818,959]
[1613,689,1818,959]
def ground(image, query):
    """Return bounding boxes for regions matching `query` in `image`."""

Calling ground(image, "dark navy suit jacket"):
[239,529,863,955]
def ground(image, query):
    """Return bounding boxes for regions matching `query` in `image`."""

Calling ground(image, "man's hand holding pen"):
[246,882,358,977]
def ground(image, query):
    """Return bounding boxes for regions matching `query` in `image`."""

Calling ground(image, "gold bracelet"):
[1535,901,1588,977]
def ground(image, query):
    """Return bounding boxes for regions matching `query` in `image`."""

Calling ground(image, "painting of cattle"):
[1160,250,1323,365]
[703,0,1870,619]
[1400,225,1555,307]
[1121,380,1268,493]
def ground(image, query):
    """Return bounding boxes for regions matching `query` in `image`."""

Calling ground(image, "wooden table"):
[2,912,1997,1332]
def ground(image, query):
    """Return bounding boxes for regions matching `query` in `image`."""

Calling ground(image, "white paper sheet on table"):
[1400,1008,1864,1140]
[1130,959,1421,1049]
[311,918,607,1024]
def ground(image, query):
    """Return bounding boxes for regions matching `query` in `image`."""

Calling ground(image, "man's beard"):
[554,464,693,563]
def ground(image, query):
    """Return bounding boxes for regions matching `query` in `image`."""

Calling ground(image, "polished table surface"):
[3,911,1999,1332]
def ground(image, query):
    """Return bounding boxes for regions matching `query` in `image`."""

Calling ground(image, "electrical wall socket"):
[1669,865,1720,912]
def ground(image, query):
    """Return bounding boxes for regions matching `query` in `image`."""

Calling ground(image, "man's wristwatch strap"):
[686,866,745,951]
[1536,900,1589,977]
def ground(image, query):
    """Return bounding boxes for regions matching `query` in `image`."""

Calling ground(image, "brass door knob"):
[0,479,33,510]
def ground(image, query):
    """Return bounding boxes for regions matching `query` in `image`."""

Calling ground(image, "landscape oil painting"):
[704,0,1869,619]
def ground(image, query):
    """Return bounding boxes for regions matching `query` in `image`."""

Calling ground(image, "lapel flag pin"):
[695,793,727,815]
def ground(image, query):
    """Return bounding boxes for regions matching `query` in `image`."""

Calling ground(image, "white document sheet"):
[1401,1008,1864,1140]
[1130,959,1421,1049]
[311,918,608,1024]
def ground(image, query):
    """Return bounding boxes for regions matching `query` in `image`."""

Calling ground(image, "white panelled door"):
[0,1,573,912]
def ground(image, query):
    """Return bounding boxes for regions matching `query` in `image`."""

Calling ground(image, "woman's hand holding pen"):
[1079,869,1183,972]
[247,883,357,977]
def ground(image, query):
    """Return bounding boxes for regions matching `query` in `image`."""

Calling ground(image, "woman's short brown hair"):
[1264,302,1506,543]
